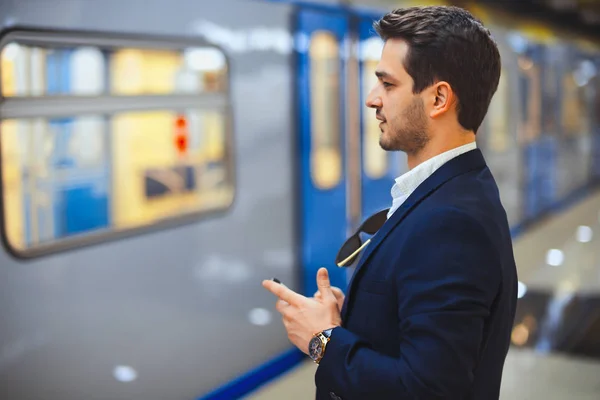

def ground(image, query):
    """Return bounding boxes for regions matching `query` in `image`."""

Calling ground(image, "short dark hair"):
[374,6,501,133]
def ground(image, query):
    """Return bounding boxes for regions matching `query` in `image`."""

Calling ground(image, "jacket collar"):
[341,148,487,320]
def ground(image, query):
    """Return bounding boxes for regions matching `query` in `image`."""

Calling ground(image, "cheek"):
[384,93,406,117]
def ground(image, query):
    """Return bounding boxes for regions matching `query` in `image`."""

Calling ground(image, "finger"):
[262,279,304,305]
[316,267,336,301]
[331,286,344,298]
[275,299,289,313]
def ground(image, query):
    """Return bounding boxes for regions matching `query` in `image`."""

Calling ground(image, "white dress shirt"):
[387,142,477,219]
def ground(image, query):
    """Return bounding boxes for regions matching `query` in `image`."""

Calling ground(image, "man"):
[262,5,518,399]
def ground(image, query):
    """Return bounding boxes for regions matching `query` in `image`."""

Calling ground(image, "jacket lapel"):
[341,149,486,320]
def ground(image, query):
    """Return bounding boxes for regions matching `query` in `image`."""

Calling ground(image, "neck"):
[407,131,476,170]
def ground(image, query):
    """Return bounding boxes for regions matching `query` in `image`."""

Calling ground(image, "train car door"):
[297,8,349,297]
[358,16,405,220]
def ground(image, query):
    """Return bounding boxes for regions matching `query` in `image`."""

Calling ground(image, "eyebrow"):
[375,70,396,81]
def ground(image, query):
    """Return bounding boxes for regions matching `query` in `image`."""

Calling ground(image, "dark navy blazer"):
[315,149,518,400]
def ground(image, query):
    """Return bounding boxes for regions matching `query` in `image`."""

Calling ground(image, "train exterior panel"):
[0,1,302,399]
[0,0,599,399]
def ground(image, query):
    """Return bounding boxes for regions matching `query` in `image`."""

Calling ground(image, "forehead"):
[378,38,410,79]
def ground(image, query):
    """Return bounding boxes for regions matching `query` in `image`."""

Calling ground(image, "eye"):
[383,82,393,88]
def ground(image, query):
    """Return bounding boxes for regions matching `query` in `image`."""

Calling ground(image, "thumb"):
[317,267,336,301]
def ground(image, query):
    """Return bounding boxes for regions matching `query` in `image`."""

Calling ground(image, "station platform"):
[245,188,600,400]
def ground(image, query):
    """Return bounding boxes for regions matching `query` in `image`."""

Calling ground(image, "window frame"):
[0,28,236,259]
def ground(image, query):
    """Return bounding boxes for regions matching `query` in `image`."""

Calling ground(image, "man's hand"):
[314,286,345,312]
[262,267,341,355]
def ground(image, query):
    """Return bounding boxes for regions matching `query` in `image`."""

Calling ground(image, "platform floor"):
[246,189,600,400]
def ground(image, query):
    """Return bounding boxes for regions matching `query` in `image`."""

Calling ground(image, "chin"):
[379,137,393,151]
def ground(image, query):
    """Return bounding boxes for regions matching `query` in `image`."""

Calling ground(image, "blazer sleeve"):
[314,208,503,399]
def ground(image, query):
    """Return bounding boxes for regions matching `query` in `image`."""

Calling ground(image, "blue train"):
[0,0,599,399]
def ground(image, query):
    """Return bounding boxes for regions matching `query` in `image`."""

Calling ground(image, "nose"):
[365,86,382,109]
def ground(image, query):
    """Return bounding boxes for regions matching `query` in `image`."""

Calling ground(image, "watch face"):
[308,336,322,360]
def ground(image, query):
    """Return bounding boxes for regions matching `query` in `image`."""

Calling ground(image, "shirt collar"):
[388,141,477,217]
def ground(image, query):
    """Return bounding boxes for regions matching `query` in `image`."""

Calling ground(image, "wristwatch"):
[308,328,334,364]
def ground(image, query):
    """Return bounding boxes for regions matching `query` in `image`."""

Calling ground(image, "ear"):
[429,81,454,119]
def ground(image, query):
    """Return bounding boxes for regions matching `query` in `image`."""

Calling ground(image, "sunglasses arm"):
[336,239,372,267]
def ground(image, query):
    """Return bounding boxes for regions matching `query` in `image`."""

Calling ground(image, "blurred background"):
[0,0,599,399]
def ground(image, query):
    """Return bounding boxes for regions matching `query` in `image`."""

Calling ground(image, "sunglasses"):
[335,208,389,267]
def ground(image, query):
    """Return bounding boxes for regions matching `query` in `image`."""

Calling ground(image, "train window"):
[0,31,233,256]
[487,67,510,152]
[362,56,387,179]
[562,59,595,137]
[309,31,342,189]
[0,43,226,97]
[1,116,111,250]
[516,55,542,144]
[111,109,231,229]
[556,57,596,195]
